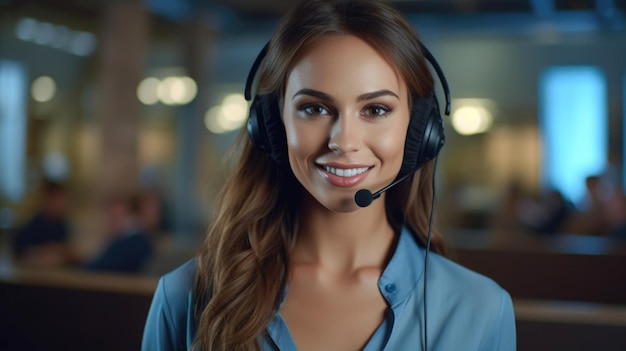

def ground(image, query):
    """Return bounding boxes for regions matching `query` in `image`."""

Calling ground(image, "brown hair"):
[194,0,447,349]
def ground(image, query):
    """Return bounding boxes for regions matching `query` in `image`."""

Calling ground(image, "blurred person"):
[487,181,536,249]
[561,175,613,235]
[490,182,525,229]
[12,180,76,268]
[138,188,165,234]
[517,189,574,235]
[142,1,515,350]
[604,191,626,240]
[84,192,153,274]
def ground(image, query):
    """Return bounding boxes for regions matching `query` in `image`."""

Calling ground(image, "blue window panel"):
[0,60,28,203]
[540,66,607,206]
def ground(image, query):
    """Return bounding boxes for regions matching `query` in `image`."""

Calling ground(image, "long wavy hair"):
[193,0,448,349]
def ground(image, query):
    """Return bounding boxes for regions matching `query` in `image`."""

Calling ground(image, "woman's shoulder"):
[427,251,513,319]
[392,248,516,349]
[402,227,507,302]
[152,258,197,320]
[427,253,516,348]
[430,251,507,298]
[398,227,512,314]
[159,258,197,298]
[431,252,502,291]
[389,228,516,349]
[142,259,198,350]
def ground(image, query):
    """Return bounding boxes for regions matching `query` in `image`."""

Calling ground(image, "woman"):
[142,0,516,350]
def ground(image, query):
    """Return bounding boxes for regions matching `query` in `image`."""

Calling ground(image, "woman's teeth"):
[323,166,369,177]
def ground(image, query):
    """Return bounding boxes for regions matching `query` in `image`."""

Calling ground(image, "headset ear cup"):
[399,94,445,178]
[249,93,287,164]
[247,97,268,152]
[422,105,445,162]
[260,94,287,163]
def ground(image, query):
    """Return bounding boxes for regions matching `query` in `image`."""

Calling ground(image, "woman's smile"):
[316,162,373,187]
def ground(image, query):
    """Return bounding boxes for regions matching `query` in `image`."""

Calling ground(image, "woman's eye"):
[364,104,391,117]
[299,104,331,117]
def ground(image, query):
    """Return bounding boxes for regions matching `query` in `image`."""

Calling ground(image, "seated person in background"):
[85,192,153,274]
[13,180,76,268]
[561,175,613,235]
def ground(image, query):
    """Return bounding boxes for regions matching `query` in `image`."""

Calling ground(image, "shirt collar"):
[377,225,425,307]
[266,226,425,348]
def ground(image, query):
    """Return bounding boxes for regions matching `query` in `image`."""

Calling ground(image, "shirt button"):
[385,284,397,293]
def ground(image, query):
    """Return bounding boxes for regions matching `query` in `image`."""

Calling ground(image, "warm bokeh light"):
[137,77,160,105]
[175,76,197,104]
[204,93,248,134]
[451,102,493,136]
[156,76,197,105]
[204,106,228,134]
[31,75,56,102]
[157,77,177,105]
[221,93,247,124]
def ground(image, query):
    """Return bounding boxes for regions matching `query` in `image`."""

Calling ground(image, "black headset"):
[244,40,451,181]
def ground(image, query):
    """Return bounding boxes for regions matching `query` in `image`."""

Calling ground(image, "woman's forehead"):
[285,34,407,98]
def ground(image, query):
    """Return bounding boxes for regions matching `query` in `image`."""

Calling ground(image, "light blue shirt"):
[142,226,516,350]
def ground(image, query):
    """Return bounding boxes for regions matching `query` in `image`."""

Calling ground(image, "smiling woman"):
[141,1,516,350]
[282,34,410,212]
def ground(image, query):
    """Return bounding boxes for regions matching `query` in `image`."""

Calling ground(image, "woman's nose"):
[327,116,362,154]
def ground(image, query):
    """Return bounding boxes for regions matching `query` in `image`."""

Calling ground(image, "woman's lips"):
[317,164,372,187]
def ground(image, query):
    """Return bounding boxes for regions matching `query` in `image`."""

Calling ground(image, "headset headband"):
[244,40,451,116]
[244,42,270,101]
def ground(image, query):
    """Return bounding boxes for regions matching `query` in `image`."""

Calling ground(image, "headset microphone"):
[354,165,424,207]
[354,155,428,207]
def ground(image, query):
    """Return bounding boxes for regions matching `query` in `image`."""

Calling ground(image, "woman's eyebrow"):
[292,88,399,102]
[292,88,334,102]
[357,89,399,101]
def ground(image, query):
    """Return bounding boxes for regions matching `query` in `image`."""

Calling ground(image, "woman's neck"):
[291,194,396,274]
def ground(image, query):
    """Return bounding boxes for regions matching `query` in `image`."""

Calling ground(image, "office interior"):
[0,0,625,350]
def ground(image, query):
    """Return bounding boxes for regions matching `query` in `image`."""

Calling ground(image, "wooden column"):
[96,0,148,198]
[172,15,214,239]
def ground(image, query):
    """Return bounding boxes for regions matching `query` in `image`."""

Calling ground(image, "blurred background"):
[0,0,625,350]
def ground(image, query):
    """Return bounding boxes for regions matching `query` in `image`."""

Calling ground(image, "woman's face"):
[283,34,411,212]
